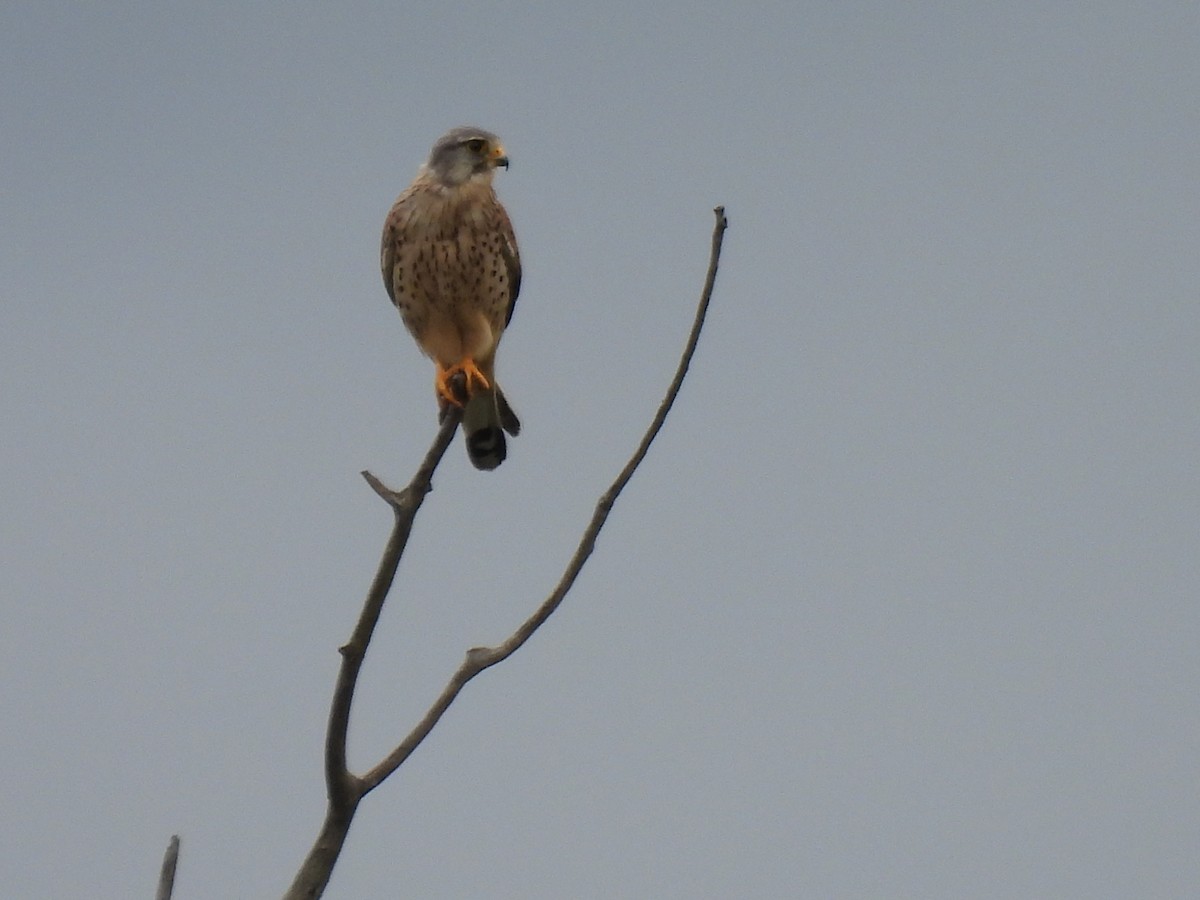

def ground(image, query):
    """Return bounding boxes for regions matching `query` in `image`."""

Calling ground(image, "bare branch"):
[361,206,728,792]
[327,410,461,803]
[283,409,461,900]
[283,206,728,898]
[155,835,180,900]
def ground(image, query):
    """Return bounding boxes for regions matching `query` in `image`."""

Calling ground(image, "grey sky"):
[2,2,1197,897]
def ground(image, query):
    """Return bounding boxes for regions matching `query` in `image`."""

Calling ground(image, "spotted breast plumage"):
[381,126,521,470]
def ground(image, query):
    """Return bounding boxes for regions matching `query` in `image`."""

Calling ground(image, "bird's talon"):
[435,360,488,407]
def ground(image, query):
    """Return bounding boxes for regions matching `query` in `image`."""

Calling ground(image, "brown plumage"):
[381,126,521,469]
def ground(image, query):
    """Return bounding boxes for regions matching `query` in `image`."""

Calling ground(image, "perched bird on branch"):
[381,126,522,470]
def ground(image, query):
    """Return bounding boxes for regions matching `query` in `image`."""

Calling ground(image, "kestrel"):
[381,126,521,470]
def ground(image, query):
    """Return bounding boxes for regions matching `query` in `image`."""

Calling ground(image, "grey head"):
[425,126,509,186]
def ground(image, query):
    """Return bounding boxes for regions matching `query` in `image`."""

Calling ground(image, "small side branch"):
[156,835,180,900]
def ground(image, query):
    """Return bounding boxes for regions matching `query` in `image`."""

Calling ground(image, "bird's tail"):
[462,384,520,470]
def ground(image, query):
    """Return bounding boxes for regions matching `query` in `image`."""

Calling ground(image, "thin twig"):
[155,835,180,900]
[360,206,728,792]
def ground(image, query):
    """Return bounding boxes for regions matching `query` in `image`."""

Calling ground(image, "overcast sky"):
[2,2,1198,898]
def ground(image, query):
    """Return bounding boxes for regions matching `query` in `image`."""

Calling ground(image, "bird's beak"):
[491,145,509,169]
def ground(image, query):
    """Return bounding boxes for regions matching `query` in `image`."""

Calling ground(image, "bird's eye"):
[465,138,486,153]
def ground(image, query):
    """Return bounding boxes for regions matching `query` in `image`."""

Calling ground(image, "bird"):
[381,126,522,470]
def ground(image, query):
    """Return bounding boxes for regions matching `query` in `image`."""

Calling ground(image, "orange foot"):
[435,358,491,408]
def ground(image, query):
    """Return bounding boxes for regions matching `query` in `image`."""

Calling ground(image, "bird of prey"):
[381,126,521,470]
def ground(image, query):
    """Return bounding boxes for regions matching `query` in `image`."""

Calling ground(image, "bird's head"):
[425,126,509,186]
